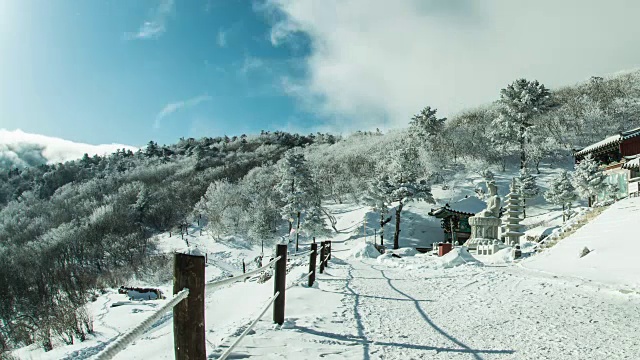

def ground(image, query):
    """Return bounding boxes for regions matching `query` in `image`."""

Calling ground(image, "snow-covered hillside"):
[523,196,640,291]
[13,195,640,360]
[0,129,137,168]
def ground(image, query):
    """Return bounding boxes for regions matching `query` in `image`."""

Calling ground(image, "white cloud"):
[264,0,640,133]
[128,0,175,40]
[154,95,212,129]
[0,129,137,168]
[217,28,228,47]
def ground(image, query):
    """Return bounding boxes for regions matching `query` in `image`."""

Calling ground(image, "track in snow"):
[234,253,640,359]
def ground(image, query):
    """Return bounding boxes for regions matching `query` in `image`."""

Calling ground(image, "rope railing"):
[93,240,332,359]
[206,256,281,290]
[215,291,280,360]
[286,270,314,290]
[93,288,190,360]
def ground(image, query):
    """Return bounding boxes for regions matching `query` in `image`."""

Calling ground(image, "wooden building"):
[574,127,640,200]
[428,196,486,245]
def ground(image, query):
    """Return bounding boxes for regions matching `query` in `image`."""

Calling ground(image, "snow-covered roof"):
[622,156,640,170]
[574,134,621,156]
[575,127,640,157]
[621,126,640,140]
[431,196,487,216]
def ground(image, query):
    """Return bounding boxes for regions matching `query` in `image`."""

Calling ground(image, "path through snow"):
[233,252,640,359]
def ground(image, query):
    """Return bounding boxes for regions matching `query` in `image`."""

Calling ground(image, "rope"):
[215,292,280,360]
[286,271,314,290]
[291,249,313,257]
[206,256,281,290]
[93,288,190,360]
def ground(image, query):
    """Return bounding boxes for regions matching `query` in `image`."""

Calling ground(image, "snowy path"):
[236,254,640,359]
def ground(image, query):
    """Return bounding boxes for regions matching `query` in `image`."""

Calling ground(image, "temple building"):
[428,196,487,245]
[574,127,640,200]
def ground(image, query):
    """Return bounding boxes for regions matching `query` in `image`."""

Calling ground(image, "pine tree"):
[490,79,556,169]
[517,167,539,218]
[544,170,577,222]
[365,168,392,246]
[382,146,435,249]
[276,149,315,250]
[571,154,607,206]
[409,106,446,139]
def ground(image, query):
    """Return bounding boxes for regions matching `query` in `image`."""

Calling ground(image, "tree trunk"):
[295,211,301,251]
[379,212,385,245]
[393,202,403,250]
[562,204,565,223]
[520,125,526,169]
[523,198,526,218]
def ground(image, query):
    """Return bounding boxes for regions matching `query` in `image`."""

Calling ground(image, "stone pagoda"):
[503,178,524,246]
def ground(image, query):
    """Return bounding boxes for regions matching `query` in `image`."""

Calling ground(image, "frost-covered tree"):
[276,150,316,250]
[196,179,247,240]
[409,106,446,139]
[571,154,607,206]
[517,167,539,218]
[382,146,435,249]
[365,168,392,245]
[544,170,577,222]
[301,203,330,239]
[490,79,556,169]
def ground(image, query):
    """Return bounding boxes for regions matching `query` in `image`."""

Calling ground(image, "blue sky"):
[2,0,640,147]
[0,0,314,146]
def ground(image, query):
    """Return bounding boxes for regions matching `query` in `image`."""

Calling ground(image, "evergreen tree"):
[571,154,607,206]
[544,170,577,222]
[490,79,556,169]
[365,168,392,246]
[276,150,315,250]
[409,106,446,139]
[382,146,434,249]
[517,167,539,218]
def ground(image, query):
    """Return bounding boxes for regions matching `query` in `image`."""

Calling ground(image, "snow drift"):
[523,196,640,290]
[347,242,381,259]
[436,247,483,269]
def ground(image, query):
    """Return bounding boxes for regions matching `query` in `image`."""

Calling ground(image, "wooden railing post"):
[319,241,326,274]
[173,253,206,360]
[308,243,317,287]
[273,244,287,325]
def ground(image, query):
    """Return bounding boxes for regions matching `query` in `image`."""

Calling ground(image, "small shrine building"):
[428,196,487,245]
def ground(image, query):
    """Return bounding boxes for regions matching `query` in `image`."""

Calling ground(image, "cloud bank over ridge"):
[0,129,137,169]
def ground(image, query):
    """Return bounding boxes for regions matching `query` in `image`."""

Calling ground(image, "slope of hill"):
[0,129,137,169]
[523,196,640,291]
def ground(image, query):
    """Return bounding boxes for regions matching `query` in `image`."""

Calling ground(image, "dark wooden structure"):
[428,196,486,245]
[173,253,206,360]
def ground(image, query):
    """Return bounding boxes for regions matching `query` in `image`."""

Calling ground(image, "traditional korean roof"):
[429,196,486,217]
[574,134,621,157]
[622,156,640,170]
[621,126,640,140]
[574,127,640,157]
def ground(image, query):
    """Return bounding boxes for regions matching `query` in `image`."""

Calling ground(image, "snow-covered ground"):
[14,194,640,360]
[523,196,640,292]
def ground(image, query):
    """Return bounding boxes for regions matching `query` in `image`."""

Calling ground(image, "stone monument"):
[464,180,503,252]
[503,178,524,247]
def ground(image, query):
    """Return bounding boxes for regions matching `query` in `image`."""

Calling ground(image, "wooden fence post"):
[308,243,317,287]
[327,241,332,261]
[173,253,206,360]
[319,241,326,274]
[273,244,287,325]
